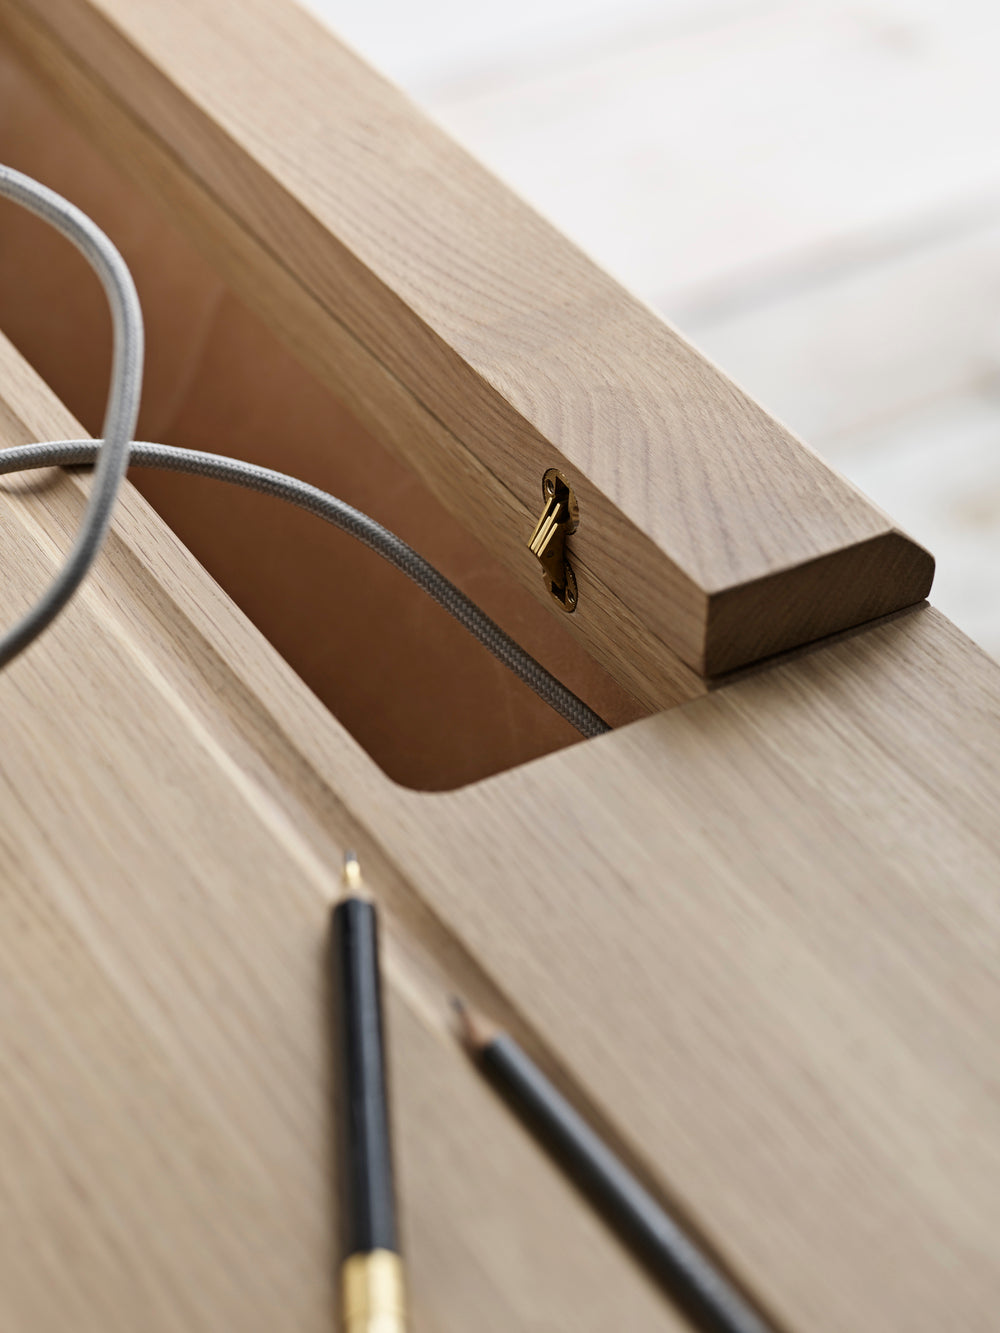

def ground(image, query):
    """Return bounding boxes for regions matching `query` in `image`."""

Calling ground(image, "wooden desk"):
[0,3,997,1331]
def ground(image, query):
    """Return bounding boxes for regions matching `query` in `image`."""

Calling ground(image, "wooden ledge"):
[705,528,933,675]
[0,0,933,698]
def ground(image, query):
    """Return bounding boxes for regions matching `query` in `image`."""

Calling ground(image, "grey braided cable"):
[0,439,610,739]
[0,165,142,668]
[0,167,607,737]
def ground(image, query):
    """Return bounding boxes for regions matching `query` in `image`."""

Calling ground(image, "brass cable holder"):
[527,468,579,611]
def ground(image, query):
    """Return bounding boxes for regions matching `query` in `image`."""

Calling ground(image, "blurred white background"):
[303,0,1000,659]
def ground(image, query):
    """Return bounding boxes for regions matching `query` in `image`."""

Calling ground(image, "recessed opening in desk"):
[0,53,649,789]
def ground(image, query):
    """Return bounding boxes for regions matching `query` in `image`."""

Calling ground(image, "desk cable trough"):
[0,163,608,741]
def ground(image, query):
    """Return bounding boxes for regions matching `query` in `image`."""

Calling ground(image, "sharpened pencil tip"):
[340,850,368,899]
[450,995,499,1053]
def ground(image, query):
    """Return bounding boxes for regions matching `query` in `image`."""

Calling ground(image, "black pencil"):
[453,998,777,1333]
[332,853,407,1333]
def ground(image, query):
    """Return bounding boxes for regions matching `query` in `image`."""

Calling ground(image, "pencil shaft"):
[332,896,398,1256]
[480,1034,774,1333]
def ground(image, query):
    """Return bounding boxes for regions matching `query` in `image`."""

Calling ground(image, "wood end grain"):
[704,528,935,675]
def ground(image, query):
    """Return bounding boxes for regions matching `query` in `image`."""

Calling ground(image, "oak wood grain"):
[1,312,999,1332]
[0,0,934,683]
[0,4,993,1328]
[287,601,1000,1333]
[0,45,656,789]
[0,332,684,1332]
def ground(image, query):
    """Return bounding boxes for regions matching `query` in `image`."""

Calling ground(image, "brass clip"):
[527,468,579,611]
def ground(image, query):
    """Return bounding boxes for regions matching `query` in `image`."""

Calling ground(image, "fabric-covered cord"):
[0,439,611,739]
[0,165,142,668]
[0,164,607,738]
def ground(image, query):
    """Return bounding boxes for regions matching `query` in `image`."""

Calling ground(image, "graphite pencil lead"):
[340,849,369,900]
[450,995,500,1054]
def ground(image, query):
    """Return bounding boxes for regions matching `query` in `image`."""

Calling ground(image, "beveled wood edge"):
[704,529,934,674]
[0,0,936,690]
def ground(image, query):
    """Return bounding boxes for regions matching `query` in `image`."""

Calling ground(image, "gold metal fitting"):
[527,468,579,611]
[341,1249,407,1333]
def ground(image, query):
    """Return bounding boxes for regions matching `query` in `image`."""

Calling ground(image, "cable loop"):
[0,165,142,668]
[0,165,607,739]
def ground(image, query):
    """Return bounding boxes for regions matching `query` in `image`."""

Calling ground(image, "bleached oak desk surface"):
[0,2,997,1331]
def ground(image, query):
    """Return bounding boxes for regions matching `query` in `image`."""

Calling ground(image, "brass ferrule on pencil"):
[341,1249,407,1333]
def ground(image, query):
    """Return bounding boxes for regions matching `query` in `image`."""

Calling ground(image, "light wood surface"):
[0,3,998,1331]
[356,0,1000,663]
[0,46,652,790]
[0,333,685,1332]
[0,314,999,1331]
[0,0,935,687]
[387,605,1000,1333]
